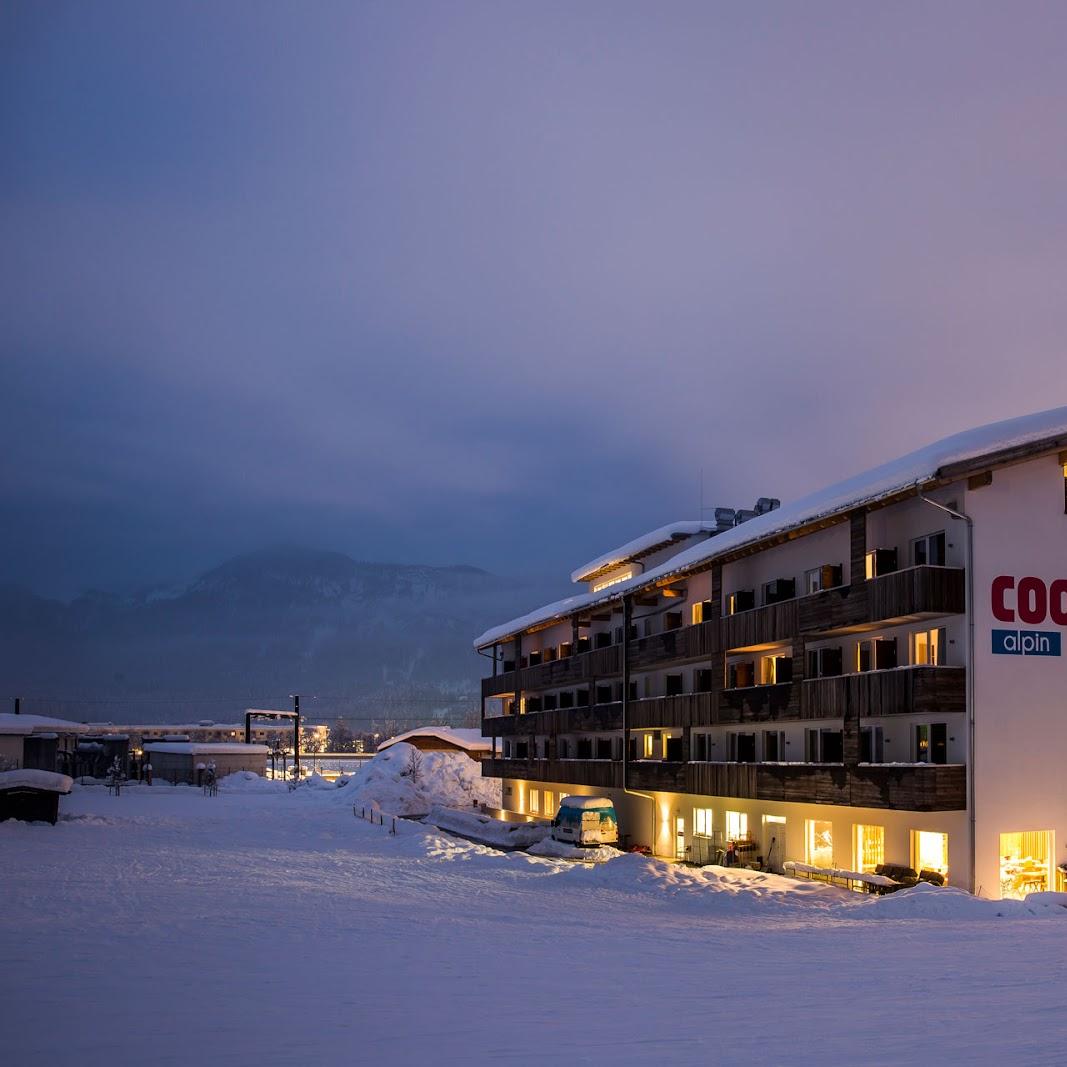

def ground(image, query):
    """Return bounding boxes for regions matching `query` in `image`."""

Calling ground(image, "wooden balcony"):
[802,666,965,719]
[799,565,966,636]
[482,757,966,811]
[481,644,621,699]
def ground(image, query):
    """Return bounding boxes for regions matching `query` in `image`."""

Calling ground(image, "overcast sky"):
[3,2,1067,598]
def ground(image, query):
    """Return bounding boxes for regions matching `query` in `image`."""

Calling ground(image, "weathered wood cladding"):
[484,666,965,737]
[483,566,967,698]
[484,757,967,811]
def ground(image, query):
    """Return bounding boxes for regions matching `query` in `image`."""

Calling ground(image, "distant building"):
[85,719,328,752]
[142,742,269,784]
[377,727,491,762]
[0,714,90,774]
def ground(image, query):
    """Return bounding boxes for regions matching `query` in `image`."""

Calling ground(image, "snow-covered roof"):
[570,521,715,584]
[0,714,92,736]
[377,727,491,753]
[475,405,1067,648]
[0,769,74,793]
[142,743,270,756]
[558,795,615,810]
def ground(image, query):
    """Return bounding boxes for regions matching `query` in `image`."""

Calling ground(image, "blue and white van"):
[551,795,619,846]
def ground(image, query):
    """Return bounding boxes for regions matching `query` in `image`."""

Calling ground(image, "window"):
[820,730,843,763]
[805,564,843,594]
[691,602,704,625]
[763,729,785,761]
[529,788,540,814]
[911,531,946,567]
[865,548,898,579]
[999,830,1051,900]
[642,734,654,759]
[913,627,947,666]
[763,815,786,871]
[855,824,885,873]
[726,810,748,841]
[543,791,555,818]
[760,653,792,685]
[727,661,755,688]
[915,723,947,764]
[858,637,897,672]
[1063,463,1067,514]
[763,578,796,605]
[913,830,948,876]
[860,725,884,763]
[730,733,756,762]
[693,807,713,837]
[806,820,834,868]
[728,590,755,614]
[807,646,843,678]
[665,673,684,696]
[591,570,633,593]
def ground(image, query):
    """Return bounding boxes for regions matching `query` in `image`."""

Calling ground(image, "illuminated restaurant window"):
[726,810,748,841]
[693,807,713,837]
[806,820,834,868]
[999,830,1051,900]
[528,789,540,815]
[912,830,949,876]
[854,824,885,873]
[543,791,555,818]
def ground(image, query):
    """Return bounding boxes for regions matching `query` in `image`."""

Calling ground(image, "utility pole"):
[292,694,301,779]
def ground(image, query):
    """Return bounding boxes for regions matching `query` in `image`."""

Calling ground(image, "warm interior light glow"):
[914,830,949,875]
[855,824,885,873]
[592,571,633,593]
[999,830,1051,899]
[806,819,834,867]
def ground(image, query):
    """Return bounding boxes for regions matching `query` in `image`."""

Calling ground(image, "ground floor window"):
[543,790,555,818]
[693,807,713,836]
[806,819,834,868]
[528,788,540,815]
[855,824,885,873]
[912,830,949,876]
[999,830,1052,900]
[726,810,748,841]
[675,816,686,860]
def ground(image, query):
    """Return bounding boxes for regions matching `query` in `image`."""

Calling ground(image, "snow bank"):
[218,771,287,794]
[312,743,501,817]
[526,836,622,862]
[425,805,549,849]
[861,881,1067,920]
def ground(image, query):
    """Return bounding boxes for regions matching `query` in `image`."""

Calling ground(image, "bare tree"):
[401,746,424,784]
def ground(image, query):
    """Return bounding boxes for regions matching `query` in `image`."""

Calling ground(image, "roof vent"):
[755,497,780,515]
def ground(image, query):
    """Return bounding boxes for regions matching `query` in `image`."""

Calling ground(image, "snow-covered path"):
[2,783,1066,1066]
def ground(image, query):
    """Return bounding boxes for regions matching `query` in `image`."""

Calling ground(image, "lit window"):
[543,791,555,818]
[693,808,713,837]
[528,788,540,814]
[999,830,1051,900]
[912,627,946,666]
[691,602,704,625]
[591,571,633,593]
[855,824,885,873]
[642,734,654,759]
[726,810,748,841]
[1062,463,1067,514]
[806,819,834,868]
[913,830,948,875]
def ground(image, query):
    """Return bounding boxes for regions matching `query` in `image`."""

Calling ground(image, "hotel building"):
[475,408,1067,899]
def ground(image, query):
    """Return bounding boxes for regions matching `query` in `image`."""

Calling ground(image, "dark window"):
[666,736,684,760]
[595,685,613,705]
[595,631,612,649]
[576,689,590,707]
[528,651,542,666]
[774,656,793,684]
[628,682,638,701]
[729,589,756,614]
[693,734,708,761]
[515,741,529,759]
[695,669,713,693]
[527,696,542,713]
[576,637,590,654]
[558,691,574,709]
[558,738,569,758]
[728,661,755,688]
[763,578,796,605]
[820,730,843,763]
[665,674,684,696]
[861,726,884,763]
[664,611,683,631]
[558,642,572,659]
[576,738,593,759]
[865,548,898,578]
[628,737,638,761]
[808,646,843,678]
[912,531,946,567]
[596,738,612,759]
[734,733,756,762]
[543,694,557,711]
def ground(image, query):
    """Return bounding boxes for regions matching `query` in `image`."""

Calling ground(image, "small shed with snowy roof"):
[142,742,269,784]
[0,714,90,775]
[377,727,491,762]
[0,769,74,825]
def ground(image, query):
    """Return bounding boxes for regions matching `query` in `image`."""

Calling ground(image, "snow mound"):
[315,743,501,817]
[861,881,1067,920]
[527,837,622,862]
[218,772,286,794]
[425,805,549,849]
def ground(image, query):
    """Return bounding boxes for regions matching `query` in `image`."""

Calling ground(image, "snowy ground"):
[3,782,1067,1066]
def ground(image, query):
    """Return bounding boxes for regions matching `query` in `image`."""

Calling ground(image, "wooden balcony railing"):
[482,758,966,811]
